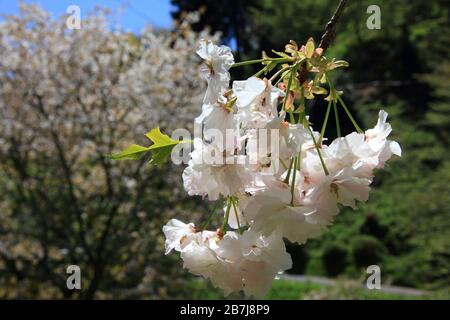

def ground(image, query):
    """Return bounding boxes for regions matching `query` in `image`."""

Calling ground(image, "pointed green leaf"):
[333,60,349,68]
[311,86,328,95]
[145,127,175,145]
[261,51,270,65]
[145,127,187,165]
[265,61,277,73]
[109,144,151,160]
[327,59,349,71]
[149,145,175,165]
[325,88,344,102]
[271,49,290,59]
[110,127,191,165]
[305,38,315,59]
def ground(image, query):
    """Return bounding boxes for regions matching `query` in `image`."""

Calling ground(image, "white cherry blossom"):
[162,219,197,254]
[163,40,402,298]
[365,110,402,168]
[217,230,292,297]
[305,162,372,219]
[233,77,284,128]
[182,139,252,200]
[197,39,234,104]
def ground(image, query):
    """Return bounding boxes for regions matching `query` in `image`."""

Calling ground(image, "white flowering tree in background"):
[113,0,401,298]
[0,4,212,298]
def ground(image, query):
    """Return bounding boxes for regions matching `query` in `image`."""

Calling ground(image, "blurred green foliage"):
[182,279,324,300]
[177,278,448,300]
[323,243,348,276]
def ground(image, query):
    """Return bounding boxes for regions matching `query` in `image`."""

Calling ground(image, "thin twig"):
[298,0,348,84]
[318,0,348,52]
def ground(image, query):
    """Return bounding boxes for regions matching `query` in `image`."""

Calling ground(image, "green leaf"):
[145,127,175,146]
[305,37,315,59]
[289,76,300,92]
[325,88,344,102]
[327,59,349,70]
[110,127,191,165]
[265,60,278,73]
[271,49,290,59]
[109,144,151,160]
[285,40,298,56]
[279,68,291,82]
[145,127,188,165]
[311,86,328,95]
[149,145,175,165]
[261,51,270,65]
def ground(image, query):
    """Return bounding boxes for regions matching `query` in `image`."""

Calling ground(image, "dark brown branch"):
[298,0,348,84]
[318,0,348,53]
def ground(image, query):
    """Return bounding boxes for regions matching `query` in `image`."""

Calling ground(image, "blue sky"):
[0,0,174,31]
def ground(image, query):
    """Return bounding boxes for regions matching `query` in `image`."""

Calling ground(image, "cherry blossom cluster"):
[163,39,401,297]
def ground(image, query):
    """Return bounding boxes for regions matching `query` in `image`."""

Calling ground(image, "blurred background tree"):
[0,4,216,298]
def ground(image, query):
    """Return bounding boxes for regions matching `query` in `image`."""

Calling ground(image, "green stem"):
[288,110,295,123]
[337,95,363,133]
[201,197,223,230]
[297,109,305,124]
[320,99,332,143]
[232,57,290,68]
[231,198,242,234]
[279,158,288,170]
[253,67,266,78]
[274,73,286,86]
[290,156,297,206]
[282,68,295,111]
[221,198,232,232]
[284,157,294,183]
[300,86,305,111]
[333,99,341,138]
[231,58,265,68]
[269,65,289,82]
[282,63,302,124]
[297,150,302,171]
[306,121,329,176]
